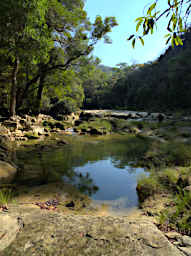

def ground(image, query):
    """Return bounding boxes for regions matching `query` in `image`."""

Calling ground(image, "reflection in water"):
[15,134,148,211]
[74,158,145,210]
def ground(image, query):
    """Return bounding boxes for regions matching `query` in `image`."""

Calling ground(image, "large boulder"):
[1,208,184,256]
[0,160,17,184]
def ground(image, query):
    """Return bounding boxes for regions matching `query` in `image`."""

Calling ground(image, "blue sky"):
[85,0,169,67]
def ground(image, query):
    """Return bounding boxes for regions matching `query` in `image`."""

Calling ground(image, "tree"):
[128,0,191,47]
[0,0,117,115]
[0,0,52,116]
[15,1,117,113]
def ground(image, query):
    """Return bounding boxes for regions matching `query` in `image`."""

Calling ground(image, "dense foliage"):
[0,0,117,116]
[82,30,191,112]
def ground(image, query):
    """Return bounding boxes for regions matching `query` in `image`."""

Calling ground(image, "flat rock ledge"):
[0,206,184,256]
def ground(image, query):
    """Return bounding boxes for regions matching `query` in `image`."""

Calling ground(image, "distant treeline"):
[83,30,191,113]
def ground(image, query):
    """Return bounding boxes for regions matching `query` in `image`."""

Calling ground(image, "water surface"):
[16,134,147,212]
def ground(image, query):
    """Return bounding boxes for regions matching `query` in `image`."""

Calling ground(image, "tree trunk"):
[35,74,45,114]
[10,57,19,117]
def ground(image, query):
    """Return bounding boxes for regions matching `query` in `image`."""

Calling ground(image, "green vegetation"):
[0,188,14,207]
[159,189,191,235]
[140,141,191,168]
[137,160,191,234]
[128,0,190,48]
[0,0,117,117]
[0,0,190,116]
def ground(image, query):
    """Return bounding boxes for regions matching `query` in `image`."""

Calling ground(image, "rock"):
[178,247,191,256]
[15,137,28,141]
[1,213,183,256]
[3,120,18,132]
[187,176,191,186]
[139,130,154,137]
[0,151,8,161]
[0,214,20,251]
[19,119,31,130]
[129,127,141,134]
[184,185,191,192]
[0,160,17,184]
[0,135,11,151]
[31,126,45,135]
[0,126,10,136]
[13,130,23,137]
[57,139,68,145]
[181,236,191,247]
[165,232,182,240]
[24,132,39,140]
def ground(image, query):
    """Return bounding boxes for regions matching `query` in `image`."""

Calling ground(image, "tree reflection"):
[15,134,151,196]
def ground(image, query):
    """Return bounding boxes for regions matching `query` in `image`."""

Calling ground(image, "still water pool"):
[16,134,148,212]
[67,159,145,212]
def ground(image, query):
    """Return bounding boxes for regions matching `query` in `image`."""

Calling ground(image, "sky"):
[85,0,169,67]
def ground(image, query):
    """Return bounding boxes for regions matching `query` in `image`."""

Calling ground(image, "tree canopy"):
[0,0,117,116]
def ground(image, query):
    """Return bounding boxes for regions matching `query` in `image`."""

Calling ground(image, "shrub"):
[0,188,14,207]
[159,188,191,235]
[143,141,191,167]
[136,173,161,202]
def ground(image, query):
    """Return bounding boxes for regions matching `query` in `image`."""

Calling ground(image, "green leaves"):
[136,18,143,32]
[127,35,135,41]
[139,37,144,46]
[130,0,189,48]
[147,2,156,15]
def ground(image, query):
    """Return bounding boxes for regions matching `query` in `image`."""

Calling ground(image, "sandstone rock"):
[181,236,191,247]
[0,126,10,136]
[3,121,18,132]
[1,213,183,256]
[0,214,20,251]
[129,127,141,134]
[30,126,45,135]
[19,119,31,131]
[0,135,11,151]
[184,185,191,192]
[0,160,17,184]
[165,231,182,240]
[178,246,191,256]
